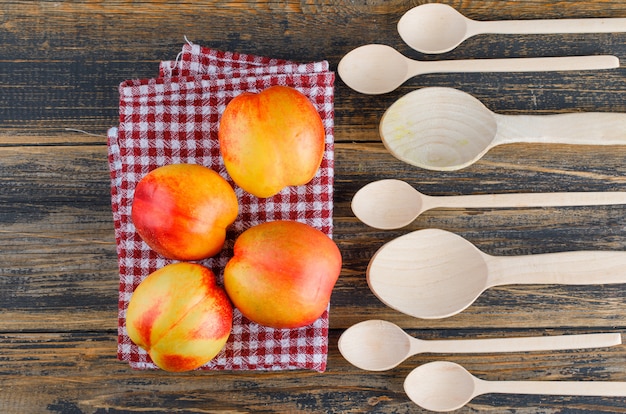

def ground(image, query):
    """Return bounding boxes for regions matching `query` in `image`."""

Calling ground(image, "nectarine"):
[218,85,325,198]
[223,220,342,329]
[131,163,238,261]
[126,262,233,372]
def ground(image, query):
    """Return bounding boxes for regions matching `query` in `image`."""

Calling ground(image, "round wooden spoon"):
[352,179,626,229]
[405,361,626,412]
[338,320,622,371]
[398,3,626,54]
[380,87,626,171]
[367,228,626,319]
[337,45,618,95]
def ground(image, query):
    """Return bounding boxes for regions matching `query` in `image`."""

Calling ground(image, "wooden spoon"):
[367,228,626,319]
[380,87,626,171]
[398,3,626,54]
[338,320,622,371]
[337,44,618,95]
[352,179,626,229]
[405,361,626,412]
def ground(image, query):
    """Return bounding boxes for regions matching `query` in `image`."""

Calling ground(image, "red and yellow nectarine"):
[218,85,325,198]
[126,262,233,372]
[223,220,342,329]
[131,163,238,261]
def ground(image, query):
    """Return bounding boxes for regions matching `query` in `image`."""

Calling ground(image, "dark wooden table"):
[3,1,626,412]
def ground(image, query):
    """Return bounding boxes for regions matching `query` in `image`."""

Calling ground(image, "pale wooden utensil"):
[338,320,622,371]
[352,179,626,229]
[367,228,626,319]
[405,361,626,412]
[337,45,618,94]
[398,3,626,54]
[380,87,626,171]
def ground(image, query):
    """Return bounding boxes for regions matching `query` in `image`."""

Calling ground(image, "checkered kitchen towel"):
[107,41,335,371]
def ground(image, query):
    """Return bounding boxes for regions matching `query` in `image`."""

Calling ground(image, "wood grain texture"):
[1,330,625,413]
[3,0,626,412]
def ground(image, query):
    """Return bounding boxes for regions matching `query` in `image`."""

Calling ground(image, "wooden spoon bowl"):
[380,87,626,170]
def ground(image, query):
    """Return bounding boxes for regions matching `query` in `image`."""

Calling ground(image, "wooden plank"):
[1,143,626,331]
[2,0,626,412]
[334,141,626,329]
[0,330,625,413]
[0,144,117,331]
[3,1,626,141]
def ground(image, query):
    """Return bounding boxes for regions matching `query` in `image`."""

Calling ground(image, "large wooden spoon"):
[338,320,622,371]
[380,87,626,171]
[352,179,626,229]
[337,45,618,95]
[405,361,626,412]
[398,3,626,54]
[368,228,626,319]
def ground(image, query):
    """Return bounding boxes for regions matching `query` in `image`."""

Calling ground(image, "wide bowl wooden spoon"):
[368,228,626,319]
[380,87,626,170]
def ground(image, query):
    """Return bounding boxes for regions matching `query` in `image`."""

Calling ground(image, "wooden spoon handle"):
[485,378,626,398]
[409,55,618,77]
[433,191,626,210]
[490,250,626,286]
[495,112,626,145]
[475,18,626,35]
[421,332,622,354]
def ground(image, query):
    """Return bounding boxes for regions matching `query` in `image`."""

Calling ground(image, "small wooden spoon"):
[368,228,626,319]
[398,3,626,54]
[380,87,626,171]
[337,45,618,95]
[352,179,626,229]
[405,361,626,412]
[338,320,622,371]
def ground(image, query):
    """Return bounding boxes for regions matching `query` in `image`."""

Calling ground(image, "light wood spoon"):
[337,44,618,94]
[352,179,626,229]
[368,228,626,319]
[338,320,622,371]
[398,3,626,54]
[380,87,626,171]
[405,361,626,412]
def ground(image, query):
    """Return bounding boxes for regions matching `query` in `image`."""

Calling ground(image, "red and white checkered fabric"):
[107,42,335,371]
